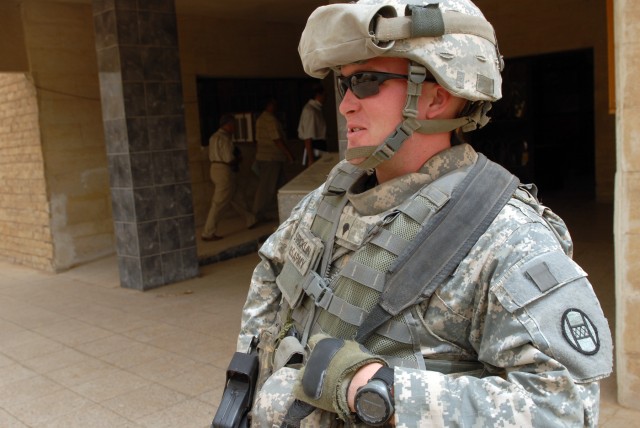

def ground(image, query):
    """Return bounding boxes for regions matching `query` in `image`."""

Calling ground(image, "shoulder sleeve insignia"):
[561,308,600,355]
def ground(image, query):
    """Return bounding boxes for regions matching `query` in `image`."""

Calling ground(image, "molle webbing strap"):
[340,262,385,292]
[291,163,362,345]
[300,269,413,344]
[313,164,363,276]
[302,271,364,326]
[396,180,452,223]
[316,200,341,222]
[369,229,411,257]
[374,5,497,45]
[298,166,461,342]
[355,155,519,343]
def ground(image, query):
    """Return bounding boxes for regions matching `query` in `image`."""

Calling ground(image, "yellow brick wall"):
[0,73,54,271]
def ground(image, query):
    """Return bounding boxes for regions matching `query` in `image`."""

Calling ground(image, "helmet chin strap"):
[345,62,486,171]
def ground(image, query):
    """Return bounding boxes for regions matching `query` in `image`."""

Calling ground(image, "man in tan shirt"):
[252,99,294,221]
[202,114,255,241]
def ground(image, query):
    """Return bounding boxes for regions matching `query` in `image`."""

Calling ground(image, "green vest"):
[275,160,469,369]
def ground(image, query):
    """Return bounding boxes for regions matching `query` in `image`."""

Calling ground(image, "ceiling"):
[175,0,328,23]
[46,0,329,24]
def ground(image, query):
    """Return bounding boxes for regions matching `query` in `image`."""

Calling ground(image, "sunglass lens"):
[352,79,379,99]
[338,73,380,99]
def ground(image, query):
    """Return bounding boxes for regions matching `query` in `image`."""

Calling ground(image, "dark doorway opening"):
[196,77,323,146]
[468,49,595,199]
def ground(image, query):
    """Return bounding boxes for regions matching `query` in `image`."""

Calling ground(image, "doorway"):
[468,49,595,198]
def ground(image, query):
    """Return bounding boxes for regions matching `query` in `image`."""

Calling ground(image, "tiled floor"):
[0,198,637,427]
[0,250,260,427]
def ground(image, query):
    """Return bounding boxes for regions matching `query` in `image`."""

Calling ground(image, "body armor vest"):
[275,160,470,369]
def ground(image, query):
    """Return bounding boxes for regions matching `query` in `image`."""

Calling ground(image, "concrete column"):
[92,0,198,290]
[614,0,640,409]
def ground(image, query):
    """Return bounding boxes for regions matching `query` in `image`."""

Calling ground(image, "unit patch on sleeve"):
[561,308,600,355]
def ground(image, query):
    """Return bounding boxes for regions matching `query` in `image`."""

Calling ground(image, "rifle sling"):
[355,154,519,343]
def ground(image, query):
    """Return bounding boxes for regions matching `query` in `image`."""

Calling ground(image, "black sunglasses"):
[337,71,408,99]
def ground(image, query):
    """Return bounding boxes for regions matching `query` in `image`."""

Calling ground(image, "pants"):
[302,139,327,166]
[252,160,286,221]
[203,163,255,237]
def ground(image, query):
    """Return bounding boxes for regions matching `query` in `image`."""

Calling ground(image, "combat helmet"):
[298,0,504,170]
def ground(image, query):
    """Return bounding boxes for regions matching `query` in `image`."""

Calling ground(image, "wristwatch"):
[354,366,394,426]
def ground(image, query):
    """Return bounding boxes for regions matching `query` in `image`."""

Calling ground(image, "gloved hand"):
[292,334,387,421]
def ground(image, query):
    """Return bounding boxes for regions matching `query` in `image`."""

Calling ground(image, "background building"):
[0,0,637,411]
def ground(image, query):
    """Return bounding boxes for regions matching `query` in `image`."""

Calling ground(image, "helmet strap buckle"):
[403,62,427,119]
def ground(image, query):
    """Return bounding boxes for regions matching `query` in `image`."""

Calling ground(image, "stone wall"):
[21,0,115,271]
[614,0,640,410]
[0,1,29,72]
[0,73,53,270]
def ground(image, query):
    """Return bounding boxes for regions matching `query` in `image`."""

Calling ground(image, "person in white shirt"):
[297,84,327,167]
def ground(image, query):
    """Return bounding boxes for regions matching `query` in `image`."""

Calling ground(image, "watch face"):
[355,387,391,425]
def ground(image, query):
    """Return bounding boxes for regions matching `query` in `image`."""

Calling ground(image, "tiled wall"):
[92,0,199,290]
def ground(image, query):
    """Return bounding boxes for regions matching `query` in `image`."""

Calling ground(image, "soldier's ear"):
[422,84,463,120]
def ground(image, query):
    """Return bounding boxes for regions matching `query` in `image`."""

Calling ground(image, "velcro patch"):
[456,70,465,89]
[476,73,494,96]
[526,262,558,292]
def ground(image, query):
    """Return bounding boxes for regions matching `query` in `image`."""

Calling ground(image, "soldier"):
[236,1,612,426]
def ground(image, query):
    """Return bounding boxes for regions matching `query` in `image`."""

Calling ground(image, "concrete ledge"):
[278,152,339,222]
[198,231,271,266]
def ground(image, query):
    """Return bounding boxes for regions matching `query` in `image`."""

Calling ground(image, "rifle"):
[212,337,259,428]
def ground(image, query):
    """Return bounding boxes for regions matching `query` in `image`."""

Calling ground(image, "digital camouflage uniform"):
[238,144,612,427]
[235,0,612,426]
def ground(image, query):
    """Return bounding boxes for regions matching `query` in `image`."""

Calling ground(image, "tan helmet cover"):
[299,0,503,103]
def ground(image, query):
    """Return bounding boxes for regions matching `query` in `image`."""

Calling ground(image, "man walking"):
[202,114,255,241]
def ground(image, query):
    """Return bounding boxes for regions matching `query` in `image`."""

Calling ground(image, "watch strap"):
[372,366,394,390]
